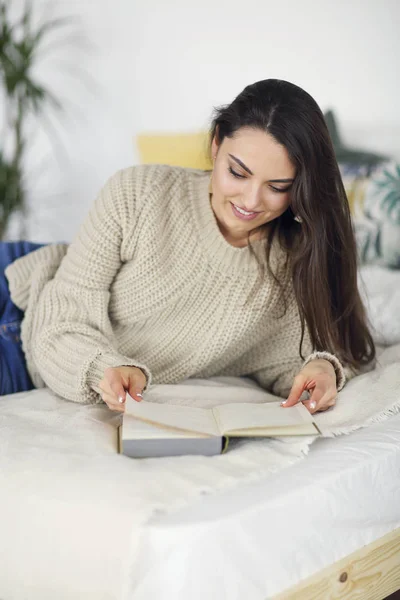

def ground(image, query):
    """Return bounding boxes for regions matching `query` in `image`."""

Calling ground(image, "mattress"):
[128,411,400,599]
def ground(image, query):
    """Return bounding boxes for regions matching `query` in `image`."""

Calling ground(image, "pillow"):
[353,160,400,268]
[136,132,212,170]
[358,264,400,345]
[338,162,373,215]
[324,110,399,267]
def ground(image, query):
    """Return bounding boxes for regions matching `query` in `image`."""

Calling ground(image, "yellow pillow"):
[136,132,212,170]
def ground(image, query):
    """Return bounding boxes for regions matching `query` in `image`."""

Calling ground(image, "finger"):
[102,390,125,409]
[317,402,336,412]
[127,384,144,402]
[127,371,147,402]
[102,391,125,413]
[304,386,326,412]
[304,401,336,414]
[104,368,128,405]
[99,377,126,406]
[304,390,336,414]
[281,374,306,407]
[302,398,318,414]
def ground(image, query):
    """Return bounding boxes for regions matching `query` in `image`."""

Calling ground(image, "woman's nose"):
[243,183,262,211]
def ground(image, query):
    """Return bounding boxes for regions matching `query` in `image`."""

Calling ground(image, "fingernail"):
[310,401,316,409]
[136,393,143,398]
[281,400,287,406]
[118,396,125,404]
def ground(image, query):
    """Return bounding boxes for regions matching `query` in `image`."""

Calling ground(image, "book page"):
[213,401,314,435]
[125,395,220,437]
[122,415,210,439]
[225,424,319,436]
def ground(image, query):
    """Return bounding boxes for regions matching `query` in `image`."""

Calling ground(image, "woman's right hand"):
[99,366,147,412]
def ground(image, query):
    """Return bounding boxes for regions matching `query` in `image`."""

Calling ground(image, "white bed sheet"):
[129,412,400,600]
[2,385,399,600]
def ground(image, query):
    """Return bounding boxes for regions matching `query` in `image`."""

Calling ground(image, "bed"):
[0,386,399,600]
[0,265,399,599]
[134,411,400,600]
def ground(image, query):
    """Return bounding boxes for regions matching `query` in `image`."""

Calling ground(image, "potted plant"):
[0,0,77,239]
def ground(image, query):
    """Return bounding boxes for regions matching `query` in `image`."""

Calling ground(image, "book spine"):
[117,424,123,454]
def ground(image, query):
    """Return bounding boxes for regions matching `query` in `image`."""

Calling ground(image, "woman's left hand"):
[281,359,337,414]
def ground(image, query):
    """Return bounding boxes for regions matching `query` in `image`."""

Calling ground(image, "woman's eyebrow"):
[229,154,253,175]
[228,154,294,183]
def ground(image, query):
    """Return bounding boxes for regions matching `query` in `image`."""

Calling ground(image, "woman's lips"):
[230,202,261,221]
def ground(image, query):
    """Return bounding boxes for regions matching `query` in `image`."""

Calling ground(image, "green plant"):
[0,0,75,239]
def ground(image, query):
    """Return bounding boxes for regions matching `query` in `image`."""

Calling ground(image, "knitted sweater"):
[5,164,348,404]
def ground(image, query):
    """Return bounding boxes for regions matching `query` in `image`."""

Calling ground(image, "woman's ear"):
[211,138,218,161]
[211,126,220,160]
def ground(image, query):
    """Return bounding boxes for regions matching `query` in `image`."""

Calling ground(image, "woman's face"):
[211,127,296,247]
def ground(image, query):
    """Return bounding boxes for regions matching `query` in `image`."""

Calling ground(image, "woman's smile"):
[230,202,262,220]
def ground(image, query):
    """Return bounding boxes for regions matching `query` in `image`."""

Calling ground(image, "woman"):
[2,78,375,413]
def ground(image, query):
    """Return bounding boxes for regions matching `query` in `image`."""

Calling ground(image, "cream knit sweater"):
[5,164,347,404]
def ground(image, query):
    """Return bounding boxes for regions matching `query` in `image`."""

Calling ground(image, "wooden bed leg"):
[273,527,400,600]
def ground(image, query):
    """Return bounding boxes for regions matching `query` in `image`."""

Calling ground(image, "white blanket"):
[1,342,400,599]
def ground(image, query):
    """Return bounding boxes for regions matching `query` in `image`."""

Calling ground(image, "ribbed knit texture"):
[5,164,348,404]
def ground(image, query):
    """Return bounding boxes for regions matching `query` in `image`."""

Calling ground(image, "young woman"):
[1,78,375,412]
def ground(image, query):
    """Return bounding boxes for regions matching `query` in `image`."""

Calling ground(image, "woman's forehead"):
[222,129,296,179]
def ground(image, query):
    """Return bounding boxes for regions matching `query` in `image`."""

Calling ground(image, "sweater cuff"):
[86,351,152,397]
[302,351,346,392]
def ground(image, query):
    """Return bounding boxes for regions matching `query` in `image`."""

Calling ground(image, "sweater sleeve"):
[250,294,351,399]
[29,167,152,404]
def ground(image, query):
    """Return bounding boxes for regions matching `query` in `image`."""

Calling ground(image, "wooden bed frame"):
[274,527,400,600]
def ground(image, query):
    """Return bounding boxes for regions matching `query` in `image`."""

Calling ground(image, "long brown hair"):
[209,79,375,370]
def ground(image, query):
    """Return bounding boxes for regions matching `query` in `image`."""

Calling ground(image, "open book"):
[118,393,321,458]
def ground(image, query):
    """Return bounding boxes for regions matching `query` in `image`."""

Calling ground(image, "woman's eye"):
[228,166,291,193]
[270,186,291,193]
[228,166,245,179]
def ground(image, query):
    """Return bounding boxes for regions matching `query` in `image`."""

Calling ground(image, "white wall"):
[4,0,400,242]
